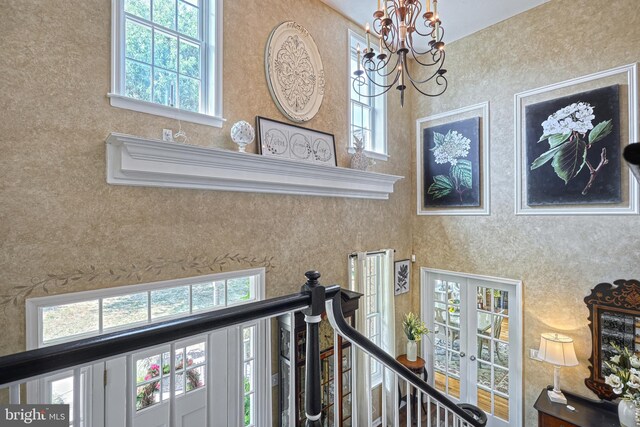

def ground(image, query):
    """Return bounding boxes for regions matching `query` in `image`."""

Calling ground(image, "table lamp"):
[538,333,578,404]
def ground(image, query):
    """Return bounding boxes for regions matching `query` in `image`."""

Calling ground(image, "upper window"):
[109,0,223,127]
[348,30,387,160]
[28,269,261,347]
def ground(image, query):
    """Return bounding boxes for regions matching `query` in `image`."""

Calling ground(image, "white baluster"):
[9,384,20,404]
[73,368,81,427]
[382,367,387,427]
[366,354,373,426]
[406,380,411,427]
[333,331,339,427]
[206,333,213,427]
[417,390,421,427]
[393,373,399,426]
[426,394,431,427]
[436,401,440,427]
[170,342,176,427]
[126,355,133,427]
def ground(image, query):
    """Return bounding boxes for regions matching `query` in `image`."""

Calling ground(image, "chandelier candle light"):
[354,0,448,107]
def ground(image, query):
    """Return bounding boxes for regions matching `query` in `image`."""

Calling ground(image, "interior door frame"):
[420,268,523,427]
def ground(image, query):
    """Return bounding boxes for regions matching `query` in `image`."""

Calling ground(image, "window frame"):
[348,29,388,161]
[108,0,224,127]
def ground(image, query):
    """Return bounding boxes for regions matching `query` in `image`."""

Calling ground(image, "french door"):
[420,269,522,427]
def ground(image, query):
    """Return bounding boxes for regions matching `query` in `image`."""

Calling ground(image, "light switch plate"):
[530,348,541,360]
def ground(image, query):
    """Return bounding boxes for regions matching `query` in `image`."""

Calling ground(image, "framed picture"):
[256,116,337,167]
[416,102,490,215]
[394,259,410,296]
[515,63,639,215]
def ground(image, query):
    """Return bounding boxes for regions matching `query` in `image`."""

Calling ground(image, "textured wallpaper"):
[0,0,416,366]
[410,0,640,425]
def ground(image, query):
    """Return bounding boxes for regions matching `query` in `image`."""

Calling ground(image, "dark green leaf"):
[427,175,454,199]
[451,159,473,189]
[530,143,566,170]
[551,139,587,184]
[589,120,613,145]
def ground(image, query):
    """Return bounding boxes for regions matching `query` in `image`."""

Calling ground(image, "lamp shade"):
[538,333,578,367]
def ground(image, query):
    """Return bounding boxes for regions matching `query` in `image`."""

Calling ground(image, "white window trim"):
[108,0,225,128]
[26,268,268,427]
[347,29,388,161]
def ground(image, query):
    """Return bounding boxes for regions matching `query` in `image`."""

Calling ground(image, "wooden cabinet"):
[534,388,618,427]
[278,290,361,427]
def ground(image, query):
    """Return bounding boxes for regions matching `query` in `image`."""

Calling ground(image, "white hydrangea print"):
[541,102,595,136]
[431,130,471,166]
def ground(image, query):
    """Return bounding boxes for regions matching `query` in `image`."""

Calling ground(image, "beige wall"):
[0,0,417,363]
[410,0,640,425]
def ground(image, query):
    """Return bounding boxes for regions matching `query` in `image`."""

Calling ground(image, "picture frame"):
[394,259,410,296]
[416,102,491,215]
[256,116,337,167]
[515,63,639,215]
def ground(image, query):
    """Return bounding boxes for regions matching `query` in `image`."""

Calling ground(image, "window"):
[348,30,387,160]
[349,251,390,386]
[109,0,223,127]
[31,272,259,347]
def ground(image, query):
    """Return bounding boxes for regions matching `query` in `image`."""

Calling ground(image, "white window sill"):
[347,146,389,162]
[107,93,225,128]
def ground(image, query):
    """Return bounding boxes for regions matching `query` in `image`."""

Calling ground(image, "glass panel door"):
[422,270,521,427]
[432,278,463,400]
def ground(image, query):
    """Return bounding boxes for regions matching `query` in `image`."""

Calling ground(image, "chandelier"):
[353,0,447,107]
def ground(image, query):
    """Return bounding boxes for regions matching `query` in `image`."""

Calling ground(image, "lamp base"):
[547,389,567,405]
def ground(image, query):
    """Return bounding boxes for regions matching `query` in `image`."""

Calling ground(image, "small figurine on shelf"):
[230,120,255,152]
[350,134,374,171]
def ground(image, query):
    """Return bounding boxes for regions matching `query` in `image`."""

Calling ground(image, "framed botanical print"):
[416,102,490,215]
[394,259,410,296]
[515,63,639,215]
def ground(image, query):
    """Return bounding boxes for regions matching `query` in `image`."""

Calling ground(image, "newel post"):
[301,270,326,427]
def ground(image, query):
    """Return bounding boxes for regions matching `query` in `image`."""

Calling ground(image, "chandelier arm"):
[351,75,400,99]
[409,48,444,67]
[407,74,448,98]
[404,52,446,84]
[362,55,395,78]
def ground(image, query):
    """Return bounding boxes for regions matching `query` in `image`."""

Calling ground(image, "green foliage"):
[530,144,564,170]
[402,312,430,342]
[125,0,150,19]
[427,175,454,199]
[548,132,571,148]
[153,0,176,30]
[551,138,587,184]
[589,120,613,145]
[178,1,199,39]
[451,159,472,189]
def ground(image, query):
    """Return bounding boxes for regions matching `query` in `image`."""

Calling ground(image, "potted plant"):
[402,312,430,362]
[603,343,640,426]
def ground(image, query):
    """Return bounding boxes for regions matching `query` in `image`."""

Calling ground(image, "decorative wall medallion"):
[265,21,325,122]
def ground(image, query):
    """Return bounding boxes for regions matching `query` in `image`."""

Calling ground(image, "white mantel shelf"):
[106,133,404,200]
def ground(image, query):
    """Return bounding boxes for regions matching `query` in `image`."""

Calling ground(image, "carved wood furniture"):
[534,387,618,427]
[584,279,640,400]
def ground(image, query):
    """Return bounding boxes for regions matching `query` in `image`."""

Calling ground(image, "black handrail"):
[0,285,341,385]
[325,291,487,427]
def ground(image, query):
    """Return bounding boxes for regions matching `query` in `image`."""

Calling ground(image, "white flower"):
[431,130,471,166]
[542,102,595,136]
[631,355,640,369]
[628,370,640,390]
[610,354,621,364]
[605,373,624,395]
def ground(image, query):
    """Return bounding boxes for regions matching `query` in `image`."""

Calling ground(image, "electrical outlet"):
[271,374,278,387]
[530,348,541,360]
[162,129,174,142]
[411,254,416,263]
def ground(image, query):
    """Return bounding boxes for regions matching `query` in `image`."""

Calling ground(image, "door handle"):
[470,355,476,361]
[460,352,466,358]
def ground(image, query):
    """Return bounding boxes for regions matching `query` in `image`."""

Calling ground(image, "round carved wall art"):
[265,22,325,123]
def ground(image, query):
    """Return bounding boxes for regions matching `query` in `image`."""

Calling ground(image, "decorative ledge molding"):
[106,133,404,200]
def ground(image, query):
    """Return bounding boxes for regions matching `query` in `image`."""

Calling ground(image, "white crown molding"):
[106,133,403,199]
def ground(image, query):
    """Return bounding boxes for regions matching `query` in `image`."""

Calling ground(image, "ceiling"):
[321,0,550,44]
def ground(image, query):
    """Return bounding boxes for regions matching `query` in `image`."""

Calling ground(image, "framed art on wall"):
[515,63,639,215]
[416,102,490,215]
[256,116,337,167]
[394,259,410,296]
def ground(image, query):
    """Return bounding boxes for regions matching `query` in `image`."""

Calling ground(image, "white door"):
[421,269,522,427]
